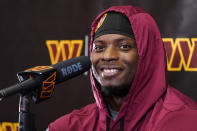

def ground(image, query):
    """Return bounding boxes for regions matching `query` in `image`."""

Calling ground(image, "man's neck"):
[106,95,125,112]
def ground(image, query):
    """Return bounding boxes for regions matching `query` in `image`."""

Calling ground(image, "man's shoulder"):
[69,102,98,116]
[48,103,98,131]
[55,102,97,121]
[152,87,197,131]
[164,86,197,110]
[154,108,197,131]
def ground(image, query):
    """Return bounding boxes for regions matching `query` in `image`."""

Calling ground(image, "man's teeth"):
[103,69,118,73]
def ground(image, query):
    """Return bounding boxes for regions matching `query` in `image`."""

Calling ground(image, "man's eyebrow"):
[93,37,133,43]
[116,38,126,42]
[93,39,104,43]
[116,37,131,41]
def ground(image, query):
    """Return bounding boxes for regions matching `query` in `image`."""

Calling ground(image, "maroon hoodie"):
[48,5,197,131]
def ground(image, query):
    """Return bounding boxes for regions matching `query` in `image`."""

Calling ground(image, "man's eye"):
[93,45,105,52]
[119,44,131,50]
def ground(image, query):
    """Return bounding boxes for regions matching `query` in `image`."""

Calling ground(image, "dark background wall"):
[0,0,197,130]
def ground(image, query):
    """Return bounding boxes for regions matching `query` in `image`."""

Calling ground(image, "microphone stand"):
[18,94,36,131]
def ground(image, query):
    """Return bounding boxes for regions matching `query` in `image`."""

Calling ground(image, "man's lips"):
[100,66,123,78]
[101,69,120,77]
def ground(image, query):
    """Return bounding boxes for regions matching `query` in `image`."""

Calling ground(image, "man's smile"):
[101,68,121,78]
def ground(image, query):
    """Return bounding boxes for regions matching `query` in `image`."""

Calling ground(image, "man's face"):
[91,34,139,96]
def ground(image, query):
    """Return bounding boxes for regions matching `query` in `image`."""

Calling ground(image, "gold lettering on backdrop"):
[46,40,83,64]
[0,122,18,131]
[163,38,197,71]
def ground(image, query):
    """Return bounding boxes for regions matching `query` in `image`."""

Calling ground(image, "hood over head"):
[89,5,167,129]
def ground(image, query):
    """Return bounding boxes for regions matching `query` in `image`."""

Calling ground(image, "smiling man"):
[48,5,197,131]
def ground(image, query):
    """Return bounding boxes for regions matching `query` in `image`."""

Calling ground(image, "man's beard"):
[100,84,131,98]
[92,69,133,98]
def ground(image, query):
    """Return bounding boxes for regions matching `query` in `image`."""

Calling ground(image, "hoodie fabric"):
[48,5,197,131]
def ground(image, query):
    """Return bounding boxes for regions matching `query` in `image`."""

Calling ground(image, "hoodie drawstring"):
[106,117,124,131]
[120,118,124,131]
[106,117,110,131]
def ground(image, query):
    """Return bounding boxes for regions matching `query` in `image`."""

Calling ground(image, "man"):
[48,5,197,131]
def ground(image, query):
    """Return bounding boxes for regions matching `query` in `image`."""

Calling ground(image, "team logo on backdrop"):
[0,122,18,131]
[163,38,197,71]
[46,40,83,65]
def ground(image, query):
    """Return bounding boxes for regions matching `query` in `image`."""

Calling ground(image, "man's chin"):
[100,84,131,97]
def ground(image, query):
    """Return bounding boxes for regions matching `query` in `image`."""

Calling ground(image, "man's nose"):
[103,45,119,61]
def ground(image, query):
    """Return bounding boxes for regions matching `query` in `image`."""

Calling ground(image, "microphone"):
[52,56,91,84]
[0,56,91,102]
